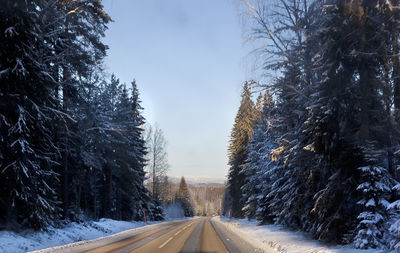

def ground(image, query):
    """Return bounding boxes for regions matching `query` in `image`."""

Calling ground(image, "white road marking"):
[175,229,182,236]
[158,237,173,249]
[182,222,194,231]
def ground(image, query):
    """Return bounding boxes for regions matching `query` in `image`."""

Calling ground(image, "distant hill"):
[168,175,226,186]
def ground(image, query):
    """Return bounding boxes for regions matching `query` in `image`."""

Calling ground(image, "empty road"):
[70,217,261,253]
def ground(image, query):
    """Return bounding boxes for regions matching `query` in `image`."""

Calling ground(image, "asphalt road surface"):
[81,217,261,253]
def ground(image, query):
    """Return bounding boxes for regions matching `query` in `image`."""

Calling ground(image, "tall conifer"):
[226,81,257,218]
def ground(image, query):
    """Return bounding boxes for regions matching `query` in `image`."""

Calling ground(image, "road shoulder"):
[28,219,191,253]
[210,217,266,253]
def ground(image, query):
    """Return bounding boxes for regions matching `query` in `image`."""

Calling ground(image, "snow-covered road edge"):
[29,219,186,253]
[0,217,191,253]
[212,217,382,253]
[211,216,272,252]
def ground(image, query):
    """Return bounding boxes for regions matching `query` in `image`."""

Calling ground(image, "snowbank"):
[213,217,383,253]
[0,218,169,253]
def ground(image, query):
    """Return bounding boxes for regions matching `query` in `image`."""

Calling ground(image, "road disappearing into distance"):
[43,217,262,253]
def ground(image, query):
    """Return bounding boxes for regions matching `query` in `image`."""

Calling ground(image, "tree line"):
[148,176,195,218]
[0,0,162,231]
[155,175,223,217]
[224,0,400,250]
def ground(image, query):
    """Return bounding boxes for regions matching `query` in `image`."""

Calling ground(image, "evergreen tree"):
[354,147,392,249]
[78,71,106,219]
[241,91,274,219]
[0,0,60,230]
[226,81,257,218]
[176,177,194,217]
[127,80,151,220]
[305,1,398,244]
[52,0,111,219]
[389,181,400,250]
[112,80,148,220]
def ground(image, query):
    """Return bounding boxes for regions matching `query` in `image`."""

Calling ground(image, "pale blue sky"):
[102,0,258,179]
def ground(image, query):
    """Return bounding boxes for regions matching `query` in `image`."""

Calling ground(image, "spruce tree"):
[125,80,152,221]
[354,147,392,249]
[305,1,398,244]
[389,182,400,250]
[52,0,111,219]
[226,81,257,218]
[176,177,194,217]
[241,91,274,219]
[0,0,60,230]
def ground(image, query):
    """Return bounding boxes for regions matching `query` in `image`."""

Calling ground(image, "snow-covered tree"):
[388,182,400,250]
[354,148,393,249]
[226,81,257,218]
[0,0,62,230]
[111,80,149,221]
[240,0,400,246]
[241,91,274,219]
[0,0,165,229]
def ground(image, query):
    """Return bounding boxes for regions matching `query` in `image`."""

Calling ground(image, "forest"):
[0,0,180,231]
[224,0,400,251]
[152,176,224,217]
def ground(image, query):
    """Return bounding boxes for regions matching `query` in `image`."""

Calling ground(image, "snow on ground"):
[0,218,180,253]
[213,217,383,253]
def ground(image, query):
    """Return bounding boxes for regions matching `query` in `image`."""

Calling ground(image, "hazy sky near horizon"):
[102,0,259,179]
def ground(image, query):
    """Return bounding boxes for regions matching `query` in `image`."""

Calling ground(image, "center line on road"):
[175,229,182,236]
[158,237,173,249]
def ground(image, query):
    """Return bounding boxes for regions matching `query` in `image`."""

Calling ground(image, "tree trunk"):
[393,30,400,120]
[5,194,12,230]
[61,15,71,218]
[152,144,156,199]
[103,162,113,218]
[358,18,369,141]
[62,67,70,218]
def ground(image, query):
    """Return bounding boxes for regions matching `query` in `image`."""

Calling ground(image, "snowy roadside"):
[0,218,188,253]
[212,217,383,253]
